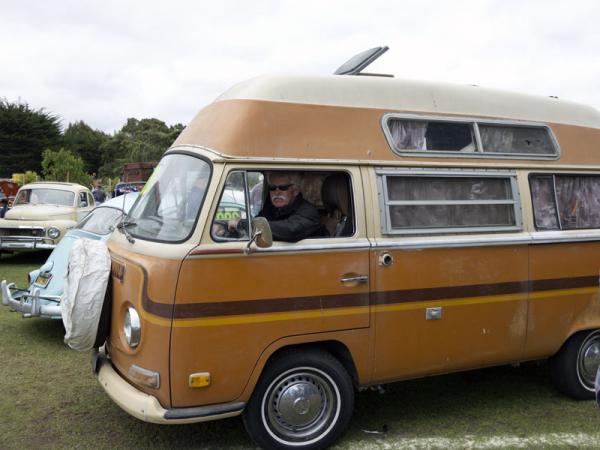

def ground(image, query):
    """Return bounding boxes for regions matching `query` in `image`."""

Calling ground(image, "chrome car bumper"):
[0,236,56,250]
[94,352,245,424]
[1,280,62,318]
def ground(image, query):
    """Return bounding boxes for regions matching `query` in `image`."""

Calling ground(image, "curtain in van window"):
[555,176,600,229]
[530,176,559,230]
[480,125,555,155]
[480,126,514,153]
[389,120,427,150]
[386,176,515,230]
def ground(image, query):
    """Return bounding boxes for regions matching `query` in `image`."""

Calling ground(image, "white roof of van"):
[217,75,600,129]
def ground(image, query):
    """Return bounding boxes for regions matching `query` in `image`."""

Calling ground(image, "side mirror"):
[245,217,273,253]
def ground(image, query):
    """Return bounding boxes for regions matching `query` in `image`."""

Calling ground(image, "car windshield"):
[75,207,123,235]
[126,154,211,242]
[14,188,75,206]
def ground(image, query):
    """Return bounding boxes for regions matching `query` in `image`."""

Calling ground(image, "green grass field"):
[1,251,600,449]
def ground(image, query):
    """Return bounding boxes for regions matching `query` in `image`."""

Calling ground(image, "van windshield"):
[126,154,211,242]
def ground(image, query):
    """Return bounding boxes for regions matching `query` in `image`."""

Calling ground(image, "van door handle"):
[340,275,369,284]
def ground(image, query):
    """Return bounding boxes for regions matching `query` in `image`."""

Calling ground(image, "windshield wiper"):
[119,220,137,228]
[116,220,136,244]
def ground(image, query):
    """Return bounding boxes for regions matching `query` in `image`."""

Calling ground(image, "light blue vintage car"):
[1,193,138,319]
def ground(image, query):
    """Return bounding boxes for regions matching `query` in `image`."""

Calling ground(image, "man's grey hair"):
[267,171,302,187]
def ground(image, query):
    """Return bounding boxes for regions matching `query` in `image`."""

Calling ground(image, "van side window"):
[531,174,600,230]
[479,124,556,155]
[212,170,355,242]
[388,119,474,152]
[384,115,558,158]
[378,170,521,234]
[212,171,263,241]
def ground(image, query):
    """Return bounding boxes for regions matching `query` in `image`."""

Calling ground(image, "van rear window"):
[378,169,521,235]
[384,115,558,159]
[530,174,600,230]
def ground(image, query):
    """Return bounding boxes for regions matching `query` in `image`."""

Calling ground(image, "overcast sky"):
[2,0,599,133]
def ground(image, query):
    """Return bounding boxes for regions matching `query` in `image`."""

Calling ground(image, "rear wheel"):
[243,349,354,450]
[550,329,600,400]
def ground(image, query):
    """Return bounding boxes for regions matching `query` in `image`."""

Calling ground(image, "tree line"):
[0,99,184,186]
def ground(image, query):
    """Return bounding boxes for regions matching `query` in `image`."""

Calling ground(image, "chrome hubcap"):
[578,331,600,390]
[275,378,323,427]
[263,368,338,443]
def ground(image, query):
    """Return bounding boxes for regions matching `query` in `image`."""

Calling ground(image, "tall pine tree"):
[0,99,62,178]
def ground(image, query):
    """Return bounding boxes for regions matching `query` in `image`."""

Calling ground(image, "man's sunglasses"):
[268,183,294,192]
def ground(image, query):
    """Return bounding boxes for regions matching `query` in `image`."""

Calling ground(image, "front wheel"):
[243,349,354,450]
[550,329,600,400]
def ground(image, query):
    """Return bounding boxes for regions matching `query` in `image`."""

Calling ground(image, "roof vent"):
[334,46,393,77]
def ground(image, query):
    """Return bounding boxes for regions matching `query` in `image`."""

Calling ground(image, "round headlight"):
[123,306,141,348]
[47,227,61,239]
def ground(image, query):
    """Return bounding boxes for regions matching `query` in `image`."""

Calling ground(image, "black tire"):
[243,349,354,450]
[93,276,112,349]
[549,329,600,400]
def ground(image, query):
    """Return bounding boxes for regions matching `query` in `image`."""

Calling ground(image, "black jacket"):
[258,194,322,242]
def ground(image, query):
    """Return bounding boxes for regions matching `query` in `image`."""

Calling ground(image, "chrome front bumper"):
[0,236,56,250]
[1,280,62,318]
[94,352,245,425]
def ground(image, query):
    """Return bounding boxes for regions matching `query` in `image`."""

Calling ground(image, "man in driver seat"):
[227,172,322,242]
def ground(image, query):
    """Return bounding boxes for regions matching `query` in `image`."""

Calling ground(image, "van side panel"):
[371,245,528,382]
[170,249,370,407]
[526,242,600,358]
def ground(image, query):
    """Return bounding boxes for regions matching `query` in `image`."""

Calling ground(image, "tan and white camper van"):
[93,61,600,449]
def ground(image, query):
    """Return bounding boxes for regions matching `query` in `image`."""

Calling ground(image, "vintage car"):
[0,181,94,251]
[1,193,139,319]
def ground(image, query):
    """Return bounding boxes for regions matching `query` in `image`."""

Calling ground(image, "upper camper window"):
[479,124,556,155]
[378,169,521,235]
[384,114,559,159]
[530,174,600,230]
[127,153,211,243]
[212,170,355,242]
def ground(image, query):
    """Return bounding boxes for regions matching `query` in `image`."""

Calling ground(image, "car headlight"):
[123,306,141,348]
[47,227,61,239]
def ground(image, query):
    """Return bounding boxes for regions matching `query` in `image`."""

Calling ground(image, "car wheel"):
[550,329,600,400]
[243,349,354,450]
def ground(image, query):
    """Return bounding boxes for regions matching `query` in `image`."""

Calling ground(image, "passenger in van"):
[225,172,322,242]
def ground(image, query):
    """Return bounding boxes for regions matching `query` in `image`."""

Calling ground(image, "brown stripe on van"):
[371,280,530,305]
[371,276,598,306]
[528,275,598,292]
[131,264,175,319]
[172,293,369,319]
[136,269,597,319]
